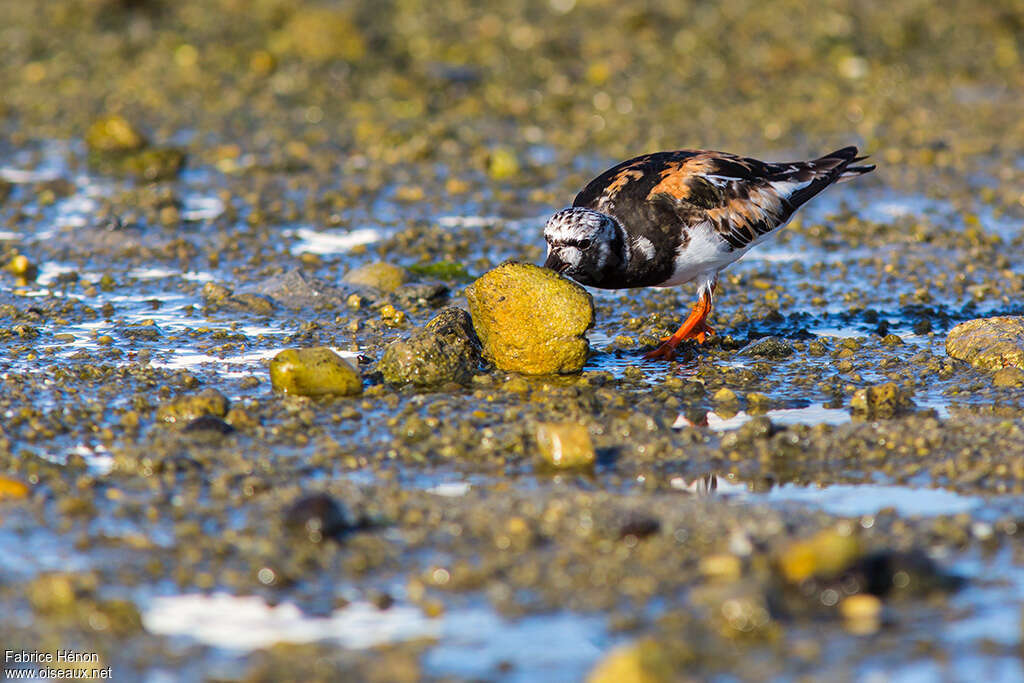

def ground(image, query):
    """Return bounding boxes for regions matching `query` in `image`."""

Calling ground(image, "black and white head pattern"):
[542,207,624,286]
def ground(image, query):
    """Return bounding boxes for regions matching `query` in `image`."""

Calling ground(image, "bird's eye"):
[578,239,591,249]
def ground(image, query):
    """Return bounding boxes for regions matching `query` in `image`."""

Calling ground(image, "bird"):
[542,146,875,360]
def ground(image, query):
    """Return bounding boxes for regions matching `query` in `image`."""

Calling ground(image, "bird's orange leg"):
[642,286,715,361]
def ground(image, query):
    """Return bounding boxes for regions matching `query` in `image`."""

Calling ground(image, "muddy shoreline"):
[2,1,1024,680]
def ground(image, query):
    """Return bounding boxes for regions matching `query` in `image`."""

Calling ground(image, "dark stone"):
[393,282,450,306]
[740,336,795,359]
[120,325,162,341]
[183,415,236,435]
[283,493,354,542]
[618,514,661,540]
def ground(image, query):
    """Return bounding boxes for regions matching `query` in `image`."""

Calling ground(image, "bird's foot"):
[644,323,715,360]
[642,341,681,361]
[656,324,715,345]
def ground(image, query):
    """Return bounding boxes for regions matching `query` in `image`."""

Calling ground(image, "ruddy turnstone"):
[543,146,875,360]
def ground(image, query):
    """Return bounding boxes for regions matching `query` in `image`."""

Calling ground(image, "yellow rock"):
[28,573,76,614]
[536,422,595,468]
[712,388,737,404]
[699,553,743,581]
[4,254,37,285]
[850,382,914,417]
[839,593,882,620]
[487,147,520,181]
[156,389,230,424]
[466,262,593,375]
[0,475,30,500]
[85,115,147,153]
[777,527,863,583]
[587,640,669,683]
[270,348,362,397]
[946,316,1024,371]
[993,367,1024,387]
[271,8,366,62]
[840,594,883,634]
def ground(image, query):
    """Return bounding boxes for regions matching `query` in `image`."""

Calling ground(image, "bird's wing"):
[574,147,874,251]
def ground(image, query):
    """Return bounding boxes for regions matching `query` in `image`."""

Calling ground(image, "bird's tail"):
[817,146,876,183]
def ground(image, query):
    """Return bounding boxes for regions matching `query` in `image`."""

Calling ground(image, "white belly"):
[655,218,790,288]
[656,221,744,287]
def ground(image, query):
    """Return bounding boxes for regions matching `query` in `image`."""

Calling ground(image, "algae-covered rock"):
[740,336,795,359]
[536,422,595,468]
[86,116,184,182]
[408,261,471,282]
[946,316,1024,371]
[157,388,230,424]
[343,262,408,293]
[377,307,481,386]
[270,347,362,397]
[466,261,593,375]
[850,382,915,417]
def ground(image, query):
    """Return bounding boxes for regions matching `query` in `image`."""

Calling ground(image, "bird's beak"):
[543,251,564,273]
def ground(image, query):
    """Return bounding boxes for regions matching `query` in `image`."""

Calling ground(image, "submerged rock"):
[850,382,915,417]
[157,388,230,424]
[270,347,362,397]
[377,307,481,386]
[536,422,595,468]
[343,262,409,293]
[244,269,349,310]
[466,261,593,375]
[946,316,1024,371]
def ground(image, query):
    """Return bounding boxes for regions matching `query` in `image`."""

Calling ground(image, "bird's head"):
[542,207,623,286]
